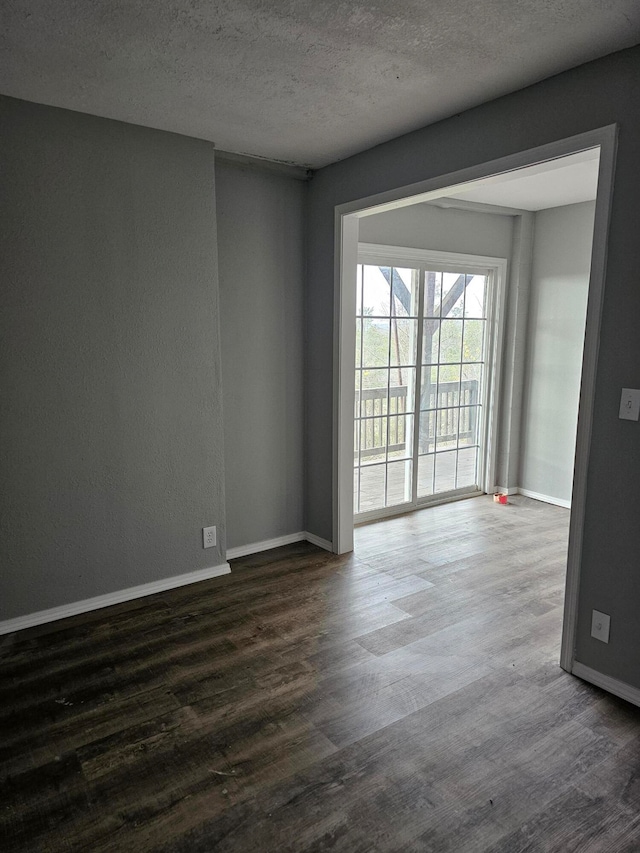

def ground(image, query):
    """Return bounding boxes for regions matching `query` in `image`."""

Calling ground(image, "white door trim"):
[358,243,504,271]
[333,125,618,679]
[560,128,618,671]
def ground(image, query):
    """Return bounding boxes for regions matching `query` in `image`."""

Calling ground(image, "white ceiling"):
[445,149,600,210]
[1,1,639,168]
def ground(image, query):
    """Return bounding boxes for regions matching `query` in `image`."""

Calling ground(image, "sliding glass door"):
[354,247,501,521]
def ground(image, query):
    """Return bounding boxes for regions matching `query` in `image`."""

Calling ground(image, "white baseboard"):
[0,563,231,637]
[304,531,333,552]
[4,527,336,636]
[226,532,307,560]
[516,488,571,509]
[572,661,640,708]
[227,530,334,561]
[494,485,520,496]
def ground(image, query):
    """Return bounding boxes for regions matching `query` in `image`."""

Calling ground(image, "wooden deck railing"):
[355,379,478,458]
[357,386,408,458]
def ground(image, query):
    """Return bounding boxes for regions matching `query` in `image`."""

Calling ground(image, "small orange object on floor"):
[493,493,508,504]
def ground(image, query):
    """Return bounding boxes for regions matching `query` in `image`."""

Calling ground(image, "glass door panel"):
[416,271,488,501]
[354,263,418,515]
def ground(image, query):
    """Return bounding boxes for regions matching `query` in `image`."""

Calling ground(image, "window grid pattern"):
[354,265,417,513]
[355,264,489,516]
[418,271,486,499]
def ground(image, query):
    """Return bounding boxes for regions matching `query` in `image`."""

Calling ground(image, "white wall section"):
[358,202,513,259]
[519,202,596,504]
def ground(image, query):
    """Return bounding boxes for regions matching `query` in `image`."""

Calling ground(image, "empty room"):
[3,2,640,851]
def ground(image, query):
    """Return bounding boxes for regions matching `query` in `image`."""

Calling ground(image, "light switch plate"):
[619,388,640,421]
[591,609,610,643]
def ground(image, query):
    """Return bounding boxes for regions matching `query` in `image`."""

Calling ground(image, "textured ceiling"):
[1,1,639,168]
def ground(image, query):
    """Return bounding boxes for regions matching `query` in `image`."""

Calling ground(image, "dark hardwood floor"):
[2,495,640,852]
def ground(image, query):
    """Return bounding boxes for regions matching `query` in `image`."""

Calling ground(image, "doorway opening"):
[334,127,617,674]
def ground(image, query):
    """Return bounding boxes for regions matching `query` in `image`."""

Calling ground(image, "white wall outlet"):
[619,388,640,421]
[202,526,217,549]
[591,609,610,643]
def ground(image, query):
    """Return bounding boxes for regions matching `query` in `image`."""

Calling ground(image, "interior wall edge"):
[215,148,310,180]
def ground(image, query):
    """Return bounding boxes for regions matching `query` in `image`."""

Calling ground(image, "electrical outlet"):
[591,609,610,643]
[203,526,216,549]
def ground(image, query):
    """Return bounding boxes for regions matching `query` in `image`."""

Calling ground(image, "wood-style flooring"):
[2,495,640,852]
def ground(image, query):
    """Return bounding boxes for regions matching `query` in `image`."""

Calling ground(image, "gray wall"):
[0,96,225,621]
[306,45,640,689]
[520,202,595,504]
[216,161,306,549]
[359,202,513,259]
